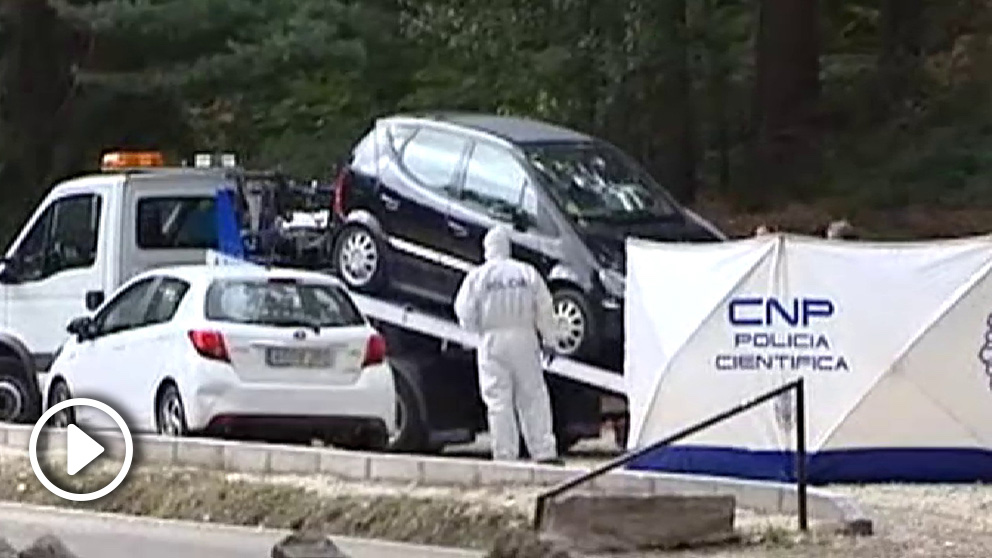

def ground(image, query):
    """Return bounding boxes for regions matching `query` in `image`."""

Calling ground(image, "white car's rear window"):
[204,278,365,328]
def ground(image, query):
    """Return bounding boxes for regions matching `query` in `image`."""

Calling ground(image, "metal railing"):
[533,378,808,531]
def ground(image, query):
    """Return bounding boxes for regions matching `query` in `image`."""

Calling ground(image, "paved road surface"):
[0,502,482,558]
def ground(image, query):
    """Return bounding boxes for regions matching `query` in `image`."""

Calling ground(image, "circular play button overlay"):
[29,398,134,502]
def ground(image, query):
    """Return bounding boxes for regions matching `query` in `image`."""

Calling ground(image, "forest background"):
[1,0,989,244]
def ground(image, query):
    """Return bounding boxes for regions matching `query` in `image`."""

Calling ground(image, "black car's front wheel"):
[333,225,388,293]
[551,288,599,361]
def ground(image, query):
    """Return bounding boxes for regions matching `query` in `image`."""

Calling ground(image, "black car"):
[330,112,726,365]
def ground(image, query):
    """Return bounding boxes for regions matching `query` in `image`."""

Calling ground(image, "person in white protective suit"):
[453,225,562,464]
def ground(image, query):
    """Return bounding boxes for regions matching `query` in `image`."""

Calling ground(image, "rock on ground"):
[16,535,79,558]
[272,532,349,558]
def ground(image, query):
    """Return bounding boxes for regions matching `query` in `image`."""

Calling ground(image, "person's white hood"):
[484,226,511,261]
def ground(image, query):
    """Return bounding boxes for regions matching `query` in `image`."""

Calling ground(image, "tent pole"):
[796,378,809,531]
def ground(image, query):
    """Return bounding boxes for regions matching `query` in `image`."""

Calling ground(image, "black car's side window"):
[92,278,157,337]
[399,128,470,191]
[145,277,191,325]
[460,142,529,221]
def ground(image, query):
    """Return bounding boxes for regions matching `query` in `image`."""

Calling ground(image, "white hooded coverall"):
[453,226,559,461]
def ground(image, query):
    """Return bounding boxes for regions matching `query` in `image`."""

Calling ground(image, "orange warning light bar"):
[101,151,166,170]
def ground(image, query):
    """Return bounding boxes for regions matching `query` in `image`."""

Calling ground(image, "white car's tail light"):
[362,332,387,368]
[188,329,231,363]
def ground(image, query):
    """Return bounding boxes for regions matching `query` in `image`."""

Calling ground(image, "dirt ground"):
[1,454,991,556]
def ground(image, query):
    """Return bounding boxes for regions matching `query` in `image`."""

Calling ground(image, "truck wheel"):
[0,357,39,424]
[551,288,600,360]
[387,374,431,453]
[613,415,630,449]
[351,423,389,452]
[333,225,388,293]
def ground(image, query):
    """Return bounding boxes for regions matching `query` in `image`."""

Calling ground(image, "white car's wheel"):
[156,384,189,437]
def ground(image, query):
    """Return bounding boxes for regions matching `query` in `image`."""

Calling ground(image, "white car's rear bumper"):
[183,361,396,435]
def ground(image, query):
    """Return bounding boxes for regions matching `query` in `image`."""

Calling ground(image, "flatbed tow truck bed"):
[349,292,626,395]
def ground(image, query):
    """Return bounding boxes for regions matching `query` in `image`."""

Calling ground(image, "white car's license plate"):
[265,347,333,368]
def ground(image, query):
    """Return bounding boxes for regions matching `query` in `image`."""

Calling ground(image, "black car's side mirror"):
[67,316,95,341]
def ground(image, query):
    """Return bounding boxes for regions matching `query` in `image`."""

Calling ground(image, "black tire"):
[387,373,432,453]
[332,224,388,293]
[613,415,630,449]
[353,424,389,452]
[156,384,189,437]
[0,357,40,424]
[551,288,600,360]
[46,380,75,428]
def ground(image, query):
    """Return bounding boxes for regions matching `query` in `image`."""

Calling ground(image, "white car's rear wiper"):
[268,318,322,334]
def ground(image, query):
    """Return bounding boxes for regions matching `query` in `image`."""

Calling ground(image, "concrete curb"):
[0,423,872,532]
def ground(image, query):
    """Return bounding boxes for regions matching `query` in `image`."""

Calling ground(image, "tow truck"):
[0,151,628,453]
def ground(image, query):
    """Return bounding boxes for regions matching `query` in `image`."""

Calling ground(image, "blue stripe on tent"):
[625,445,992,484]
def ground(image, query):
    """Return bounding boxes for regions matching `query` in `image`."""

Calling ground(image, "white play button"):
[66,424,105,476]
[29,398,134,502]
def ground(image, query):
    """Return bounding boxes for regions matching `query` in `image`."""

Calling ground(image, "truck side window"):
[136,197,218,250]
[47,194,103,275]
[15,207,54,282]
[15,194,102,282]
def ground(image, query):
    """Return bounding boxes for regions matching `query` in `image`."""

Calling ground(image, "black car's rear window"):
[205,278,365,328]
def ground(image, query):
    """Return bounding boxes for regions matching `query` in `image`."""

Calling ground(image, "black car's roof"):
[387,111,593,145]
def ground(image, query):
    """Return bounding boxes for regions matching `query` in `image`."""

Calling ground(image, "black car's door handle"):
[447,220,469,238]
[380,193,400,211]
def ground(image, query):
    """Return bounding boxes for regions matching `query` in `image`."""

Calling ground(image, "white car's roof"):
[132,264,345,288]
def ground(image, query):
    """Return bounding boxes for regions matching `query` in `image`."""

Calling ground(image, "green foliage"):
[4,0,992,245]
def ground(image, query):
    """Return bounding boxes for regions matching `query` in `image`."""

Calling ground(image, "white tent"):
[624,233,992,484]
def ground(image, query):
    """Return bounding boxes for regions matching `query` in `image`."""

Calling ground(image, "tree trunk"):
[746,0,821,206]
[646,0,697,204]
[879,0,923,106]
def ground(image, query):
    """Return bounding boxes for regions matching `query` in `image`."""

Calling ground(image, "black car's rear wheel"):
[333,225,388,293]
[551,288,599,360]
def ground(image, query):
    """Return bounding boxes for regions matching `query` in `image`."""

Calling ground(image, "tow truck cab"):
[0,151,240,422]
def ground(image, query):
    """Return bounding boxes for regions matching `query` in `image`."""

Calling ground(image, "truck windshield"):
[525,141,680,223]
[205,279,365,328]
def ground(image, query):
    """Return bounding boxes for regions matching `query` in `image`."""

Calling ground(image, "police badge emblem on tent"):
[979,313,992,391]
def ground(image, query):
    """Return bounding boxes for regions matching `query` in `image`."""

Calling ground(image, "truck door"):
[2,192,108,367]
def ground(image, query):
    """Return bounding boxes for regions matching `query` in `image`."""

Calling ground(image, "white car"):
[42,264,397,450]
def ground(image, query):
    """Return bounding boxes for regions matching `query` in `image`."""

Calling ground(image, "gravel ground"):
[4,451,992,556]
